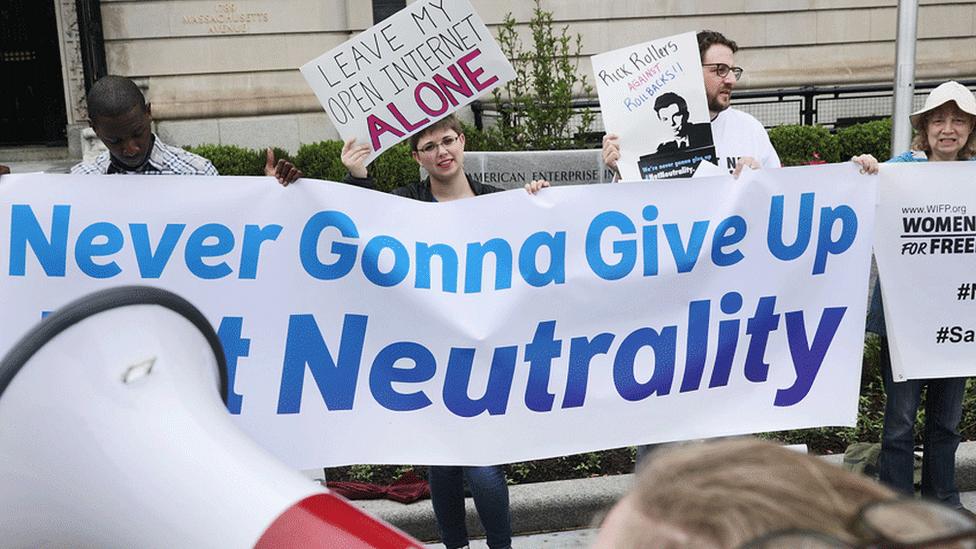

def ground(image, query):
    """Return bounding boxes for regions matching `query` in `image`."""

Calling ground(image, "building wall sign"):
[182,2,270,34]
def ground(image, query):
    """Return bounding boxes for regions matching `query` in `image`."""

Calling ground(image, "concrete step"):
[0,158,77,174]
[0,145,72,162]
[354,473,631,543]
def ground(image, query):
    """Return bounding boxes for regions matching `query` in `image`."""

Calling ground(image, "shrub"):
[367,141,419,193]
[490,0,594,150]
[346,464,378,483]
[768,124,841,167]
[290,140,418,191]
[294,140,347,182]
[184,144,291,176]
[461,122,508,152]
[837,118,892,163]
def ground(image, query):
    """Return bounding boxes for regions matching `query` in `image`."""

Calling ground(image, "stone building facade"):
[4,0,975,156]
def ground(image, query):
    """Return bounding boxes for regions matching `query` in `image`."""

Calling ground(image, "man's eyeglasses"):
[416,135,459,155]
[740,499,976,548]
[703,63,744,81]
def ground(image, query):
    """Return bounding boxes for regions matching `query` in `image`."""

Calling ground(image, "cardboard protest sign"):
[300,0,514,165]
[873,162,976,380]
[591,32,715,180]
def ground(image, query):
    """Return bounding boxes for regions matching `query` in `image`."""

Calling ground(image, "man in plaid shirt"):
[72,75,301,184]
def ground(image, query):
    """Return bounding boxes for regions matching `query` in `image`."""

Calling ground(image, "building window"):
[372,0,406,24]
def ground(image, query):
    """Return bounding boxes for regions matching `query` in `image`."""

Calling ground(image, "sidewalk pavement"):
[423,528,598,549]
[352,441,976,544]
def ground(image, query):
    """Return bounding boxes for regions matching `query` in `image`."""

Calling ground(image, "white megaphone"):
[0,286,421,549]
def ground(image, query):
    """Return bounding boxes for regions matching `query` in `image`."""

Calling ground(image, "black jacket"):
[655,122,714,153]
[343,173,502,202]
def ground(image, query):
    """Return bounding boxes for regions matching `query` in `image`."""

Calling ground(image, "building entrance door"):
[0,0,68,146]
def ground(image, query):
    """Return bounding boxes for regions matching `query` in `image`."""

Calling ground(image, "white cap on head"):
[910,81,976,129]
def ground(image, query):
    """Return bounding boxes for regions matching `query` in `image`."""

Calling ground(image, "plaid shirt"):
[71,135,218,176]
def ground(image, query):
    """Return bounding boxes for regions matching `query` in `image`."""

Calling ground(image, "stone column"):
[54,0,89,157]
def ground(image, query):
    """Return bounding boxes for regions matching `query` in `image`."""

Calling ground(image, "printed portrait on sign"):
[651,92,714,153]
[638,91,716,180]
[591,32,717,180]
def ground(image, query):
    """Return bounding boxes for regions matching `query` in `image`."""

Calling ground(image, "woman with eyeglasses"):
[341,114,547,549]
[592,438,976,548]
[342,114,548,201]
[853,81,976,510]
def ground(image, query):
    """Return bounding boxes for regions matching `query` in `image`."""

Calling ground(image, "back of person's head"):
[697,30,738,59]
[87,75,148,121]
[409,114,464,151]
[594,438,900,548]
[654,92,688,115]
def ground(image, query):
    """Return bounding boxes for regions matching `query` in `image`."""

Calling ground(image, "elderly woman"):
[854,81,976,508]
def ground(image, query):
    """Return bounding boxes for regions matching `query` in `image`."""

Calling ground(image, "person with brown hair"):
[341,114,547,549]
[342,114,548,200]
[593,438,976,548]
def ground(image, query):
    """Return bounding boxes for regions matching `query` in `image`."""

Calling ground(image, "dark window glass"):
[372,0,406,24]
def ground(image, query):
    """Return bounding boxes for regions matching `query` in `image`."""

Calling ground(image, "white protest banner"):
[0,165,874,468]
[300,0,514,165]
[873,162,976,380]
[591,32,715,181]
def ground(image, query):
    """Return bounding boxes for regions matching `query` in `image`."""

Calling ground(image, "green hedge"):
[184,144,292,176]
[366,142,418,193]
[183,117,895,189]
[767,119,893,167]
[186,141,419,191]
[460,122,509,152]
[836,118,892,163]
[768,124,841,167]
[294,140,346,182]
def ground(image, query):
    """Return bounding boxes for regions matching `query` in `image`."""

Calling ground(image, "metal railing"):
[471,79,976,134]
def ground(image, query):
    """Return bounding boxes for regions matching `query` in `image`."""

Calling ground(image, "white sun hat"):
[910,81,976,129]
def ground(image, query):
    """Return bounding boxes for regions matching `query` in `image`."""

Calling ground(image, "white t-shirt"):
[709,107,781,174]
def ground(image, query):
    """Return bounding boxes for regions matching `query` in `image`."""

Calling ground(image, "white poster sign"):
[300,0,514,165]
[591,32,714,181]
[874,162,976,380]
[0,165,874,468]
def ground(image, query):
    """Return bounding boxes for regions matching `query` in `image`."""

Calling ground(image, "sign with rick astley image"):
[591,31,715,181]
